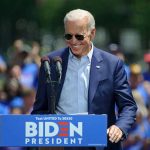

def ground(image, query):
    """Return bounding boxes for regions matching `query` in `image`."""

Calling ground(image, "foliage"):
[0,0,149,51]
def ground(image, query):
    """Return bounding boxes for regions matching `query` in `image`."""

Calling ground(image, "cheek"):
[84,36,91,43]
[65,41,70,46]
[82,39,91,46]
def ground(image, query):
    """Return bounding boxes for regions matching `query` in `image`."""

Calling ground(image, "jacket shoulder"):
[95,47,121,64]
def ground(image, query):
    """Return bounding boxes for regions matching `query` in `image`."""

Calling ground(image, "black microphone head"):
[53,56,62,83]
[53,56,62,63]
[41,56,51,83]
[41,56,50,63]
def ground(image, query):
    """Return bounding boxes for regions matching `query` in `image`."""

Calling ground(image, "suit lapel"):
[88,47,108,104]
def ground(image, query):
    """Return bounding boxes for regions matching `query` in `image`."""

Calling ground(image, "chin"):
[72,52,81,58]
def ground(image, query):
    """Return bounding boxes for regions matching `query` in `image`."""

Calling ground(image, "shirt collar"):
[69,43,93,63]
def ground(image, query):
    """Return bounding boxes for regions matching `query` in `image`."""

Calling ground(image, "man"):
[32,9,137,150]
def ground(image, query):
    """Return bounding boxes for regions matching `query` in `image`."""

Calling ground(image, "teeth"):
[73,45,79,47]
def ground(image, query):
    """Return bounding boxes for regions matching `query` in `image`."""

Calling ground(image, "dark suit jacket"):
[31,46,137,150]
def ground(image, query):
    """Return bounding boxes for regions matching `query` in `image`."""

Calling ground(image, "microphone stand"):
[49,57,62,114]
[49,68,64,150]
[49,80,57,114]
[39,69,63,150]
[45,72,57,114]
[44,67,56,114]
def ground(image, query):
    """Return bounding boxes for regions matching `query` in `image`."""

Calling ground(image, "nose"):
[70,35,78,44]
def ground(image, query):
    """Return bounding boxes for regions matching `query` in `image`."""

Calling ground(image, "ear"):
[90,28,96,41]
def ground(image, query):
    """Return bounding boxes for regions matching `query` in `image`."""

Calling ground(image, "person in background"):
[22,88,36,114]
[109,43,130,80]
[123,110,149,150]
[31,9,137,150]
[9,97,24,114]
[0,55,7,73]
[143,52,150,82]
[129,64,150,109]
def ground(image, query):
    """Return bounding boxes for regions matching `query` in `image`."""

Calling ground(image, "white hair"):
[64,9,95,31]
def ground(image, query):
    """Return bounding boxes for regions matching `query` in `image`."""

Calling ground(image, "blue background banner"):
[0,114,107,147]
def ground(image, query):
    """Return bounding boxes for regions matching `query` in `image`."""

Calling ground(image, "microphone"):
[41,56,51,83]
[54,56,62,83]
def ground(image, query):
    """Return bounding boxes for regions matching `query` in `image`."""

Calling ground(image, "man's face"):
[64,17,95,58]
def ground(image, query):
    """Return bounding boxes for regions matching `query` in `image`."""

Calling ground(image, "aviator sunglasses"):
[64,33,86,41]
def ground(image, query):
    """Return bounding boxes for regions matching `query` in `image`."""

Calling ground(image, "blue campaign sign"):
[0,114,107,147]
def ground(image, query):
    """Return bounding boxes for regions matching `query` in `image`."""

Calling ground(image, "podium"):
[0,114,107,149]
[39,147,63,150]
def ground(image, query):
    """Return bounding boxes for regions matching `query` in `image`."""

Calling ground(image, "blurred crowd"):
[109,43,150,150]
[0,40,150,150]
[0,39,41,116]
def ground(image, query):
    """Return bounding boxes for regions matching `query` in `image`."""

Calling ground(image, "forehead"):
[64,17,89,33]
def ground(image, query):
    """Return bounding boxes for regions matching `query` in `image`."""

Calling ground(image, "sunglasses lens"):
[64,34,72,40]
[75,34,84,41]
[64,34,85,41]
